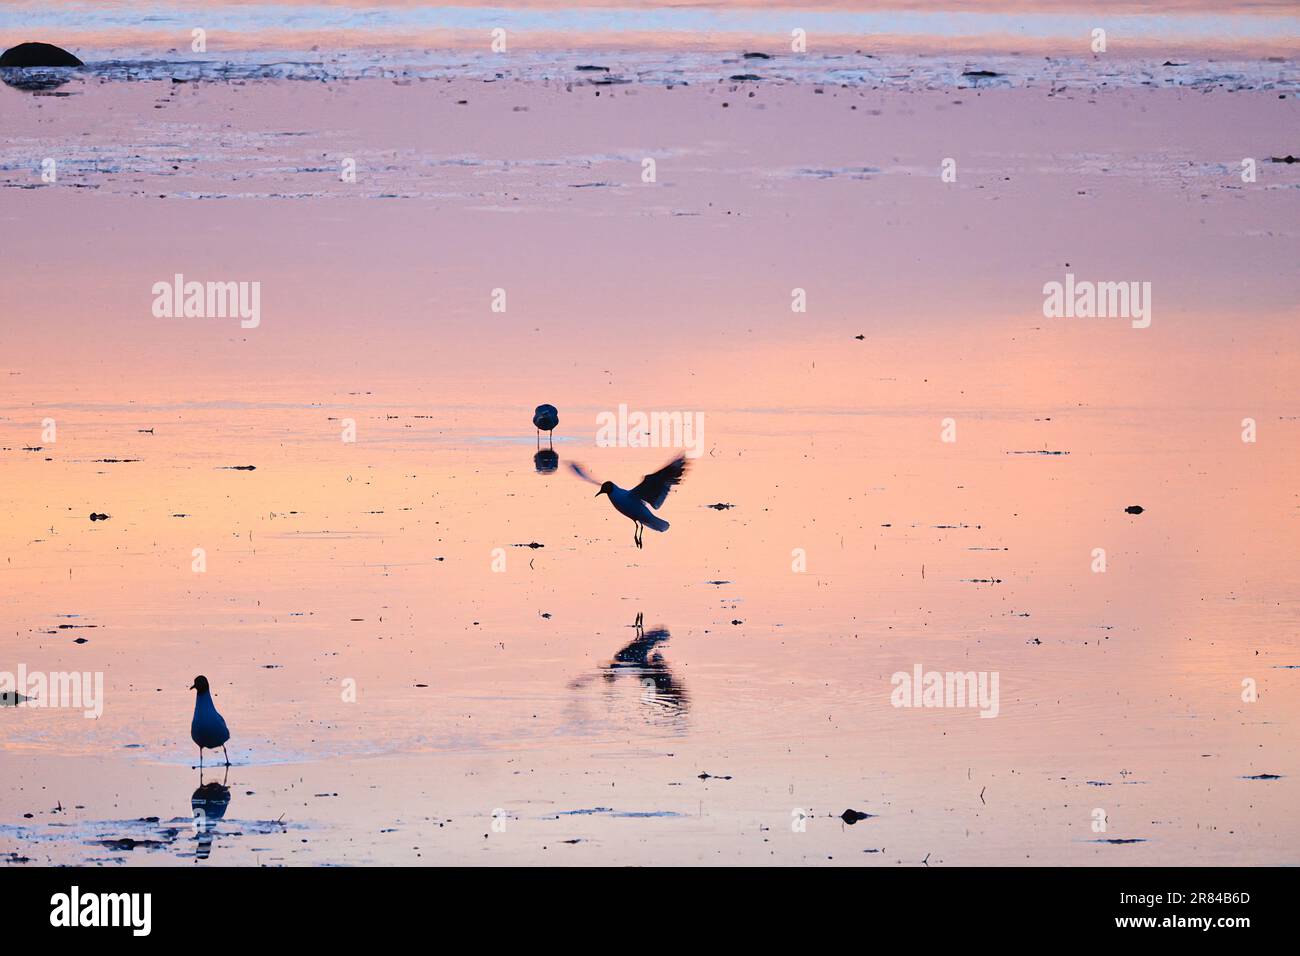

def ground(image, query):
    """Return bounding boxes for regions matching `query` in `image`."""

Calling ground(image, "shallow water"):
[1,51,1297,865]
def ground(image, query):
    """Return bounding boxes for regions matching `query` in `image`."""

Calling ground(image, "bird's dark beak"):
[594,489,604,497]
[188,682,195,690]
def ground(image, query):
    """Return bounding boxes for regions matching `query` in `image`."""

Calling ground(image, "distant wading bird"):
[569,455,689,548]
[533,404,559,447]
[189,675,231,768]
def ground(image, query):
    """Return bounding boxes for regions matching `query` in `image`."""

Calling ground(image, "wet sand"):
[1,55,1297,865]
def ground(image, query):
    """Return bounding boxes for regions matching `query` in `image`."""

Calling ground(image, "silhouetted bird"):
[569,455,689,548]
[189,675,231,768]
[533,404,559,446]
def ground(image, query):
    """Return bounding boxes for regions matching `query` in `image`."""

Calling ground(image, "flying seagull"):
[569,455,689,548]
[189,675,231,768]
[533,404,559,447]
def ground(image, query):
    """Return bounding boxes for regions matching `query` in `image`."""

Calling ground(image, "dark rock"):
[0,42,83,68]
[841,808,874,824]
[1124,505,1144,515]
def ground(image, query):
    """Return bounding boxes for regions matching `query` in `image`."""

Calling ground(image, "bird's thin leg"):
[222,745,230,767]
[536,428,540,448]
[198,747,204,770]
[548,430,553,448]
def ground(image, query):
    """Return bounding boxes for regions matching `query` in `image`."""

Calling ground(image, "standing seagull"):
[570,455,689,548]
[189,675,231,768]
[533,404,559,447]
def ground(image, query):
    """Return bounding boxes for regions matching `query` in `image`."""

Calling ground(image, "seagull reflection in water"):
[570,613,689,726]
[190,767,232,861]
[534,447,559,474]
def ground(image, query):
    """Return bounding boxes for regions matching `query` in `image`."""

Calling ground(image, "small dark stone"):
[841,808,873,824]
[1124,505,1144,515]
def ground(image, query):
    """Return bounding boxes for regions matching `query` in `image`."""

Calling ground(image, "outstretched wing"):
[568,461,601,486]
[631,455,689,509]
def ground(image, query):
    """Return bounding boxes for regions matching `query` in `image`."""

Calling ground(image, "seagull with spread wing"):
[569,455,689,549]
